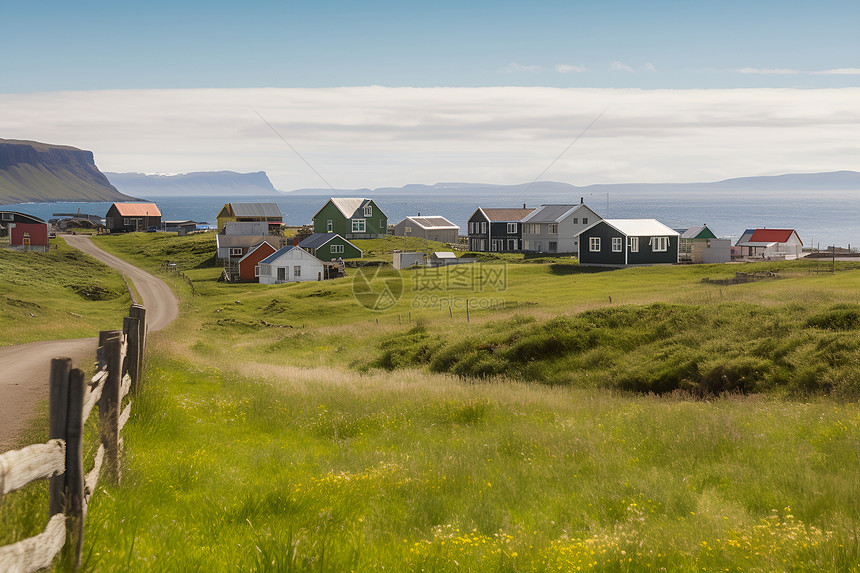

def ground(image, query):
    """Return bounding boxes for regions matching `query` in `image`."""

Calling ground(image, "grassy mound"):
[369,302,860,397]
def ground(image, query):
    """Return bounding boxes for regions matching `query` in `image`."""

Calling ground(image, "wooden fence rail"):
[0,304,147,572]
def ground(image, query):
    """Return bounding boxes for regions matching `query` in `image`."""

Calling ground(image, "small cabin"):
[105,203,162,233]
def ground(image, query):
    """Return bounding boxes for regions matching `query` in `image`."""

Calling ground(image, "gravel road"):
[0,235,178,451]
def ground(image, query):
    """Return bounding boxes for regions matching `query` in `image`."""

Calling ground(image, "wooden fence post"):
[48,358,72,518]
[129,305,146,386]
[124,315,141,395]
[65,367,86,569]
[99,331,122,484]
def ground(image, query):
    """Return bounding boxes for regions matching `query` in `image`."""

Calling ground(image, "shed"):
[0,211,50,252]
[677,225,729,264]
[299,233,363,260]
[393,216,460,244]
[105,203,162,233]
[257,246,326,284]
[164,220,198,236]
[393,251,425,270]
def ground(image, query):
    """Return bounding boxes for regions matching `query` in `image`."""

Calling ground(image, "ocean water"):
[3,189,858,249]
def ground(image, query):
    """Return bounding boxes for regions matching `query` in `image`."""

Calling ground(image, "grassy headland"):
[2,231,859,571]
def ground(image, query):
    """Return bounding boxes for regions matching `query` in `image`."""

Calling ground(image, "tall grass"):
[78,343,860,571]
[4,233,860,570]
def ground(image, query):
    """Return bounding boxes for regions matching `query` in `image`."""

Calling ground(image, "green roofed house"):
[299,233,363,260]
[312,198,387,239]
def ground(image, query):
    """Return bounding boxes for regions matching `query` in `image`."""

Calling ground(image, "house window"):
[364,205,373,217]
[507,223,517,233]
[651,236,669,252]
[229,247,243,256]
[326,219,333,232]
[331,244,344,254]
[548,224,558,234]
[589,237,601,252]
[277,267,286,281]
[123,218,130,226]
[352,219,366,233]
[293,265,301,278]
[582,218,588,224]
[480,221,487,234]
[254,265,260,277]
[404,226,412,234]
[1,213,13,221]
[380,218,385,231]
[572,217,578,224]
[629,237,639,252]
[612,237,623,252]
[492,239,503,251]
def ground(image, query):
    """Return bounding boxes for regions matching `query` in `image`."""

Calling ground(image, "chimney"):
[580,197,583,204]
[523,203,526,209]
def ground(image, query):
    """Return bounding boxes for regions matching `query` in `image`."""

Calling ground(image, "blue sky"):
[1,1,858,190]
[2,0,858,92]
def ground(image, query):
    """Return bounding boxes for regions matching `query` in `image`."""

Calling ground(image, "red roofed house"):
[1,211,50,252]
[105,203,162,233]
[735,228,803,260]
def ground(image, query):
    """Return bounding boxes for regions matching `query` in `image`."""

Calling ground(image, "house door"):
[491,239,503,251]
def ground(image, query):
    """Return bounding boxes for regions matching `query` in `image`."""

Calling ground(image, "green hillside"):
[0,138,136,203]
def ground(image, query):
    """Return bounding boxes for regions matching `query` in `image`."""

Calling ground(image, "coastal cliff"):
[0,138,135,203]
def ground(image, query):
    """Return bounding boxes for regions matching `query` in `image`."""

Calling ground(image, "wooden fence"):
[0,304,147,572]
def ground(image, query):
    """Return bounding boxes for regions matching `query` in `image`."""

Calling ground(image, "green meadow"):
[2,232,860,571]
[0,239,132,345]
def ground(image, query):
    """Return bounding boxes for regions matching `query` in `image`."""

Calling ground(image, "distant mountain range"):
[0,138,135,204]
[2,136,857,205]
[287,170,860,197]
[105,171,279,197]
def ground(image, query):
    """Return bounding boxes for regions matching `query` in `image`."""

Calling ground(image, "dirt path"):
[0,235,179,451]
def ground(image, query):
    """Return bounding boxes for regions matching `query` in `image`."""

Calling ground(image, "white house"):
[521,203,602,254]
[257,246,326,284]
[735,228,803,260]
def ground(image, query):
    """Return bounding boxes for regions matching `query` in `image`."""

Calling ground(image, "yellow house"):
[216,202,283,231]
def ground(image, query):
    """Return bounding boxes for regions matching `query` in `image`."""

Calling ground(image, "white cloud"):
[556,64,587,74]
[1,87,858,190]
[813,68,860,75]
[500,62,544,74]
[610,61,635,72]
[734,67,801,74]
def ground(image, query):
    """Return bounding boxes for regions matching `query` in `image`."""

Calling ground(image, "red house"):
[1,211,50,252]
[238,241,278,282]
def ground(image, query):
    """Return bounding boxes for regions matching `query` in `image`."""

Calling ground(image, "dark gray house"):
[466,207,534,252]
[576,219,680,266]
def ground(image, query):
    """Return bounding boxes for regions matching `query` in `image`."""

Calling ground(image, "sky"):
[1,0,858,191]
